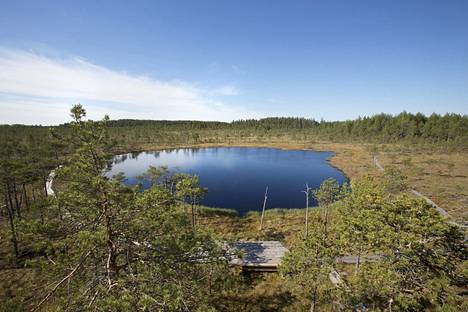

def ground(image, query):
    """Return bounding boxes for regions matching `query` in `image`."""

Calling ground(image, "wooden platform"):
[230,241,288,272]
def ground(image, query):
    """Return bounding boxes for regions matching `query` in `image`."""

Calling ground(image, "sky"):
[0,0,467,125]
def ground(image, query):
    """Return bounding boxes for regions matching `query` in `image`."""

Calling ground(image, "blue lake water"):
[108,147,347,215]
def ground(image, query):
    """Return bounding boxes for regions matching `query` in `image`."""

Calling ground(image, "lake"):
[108,147,347,215]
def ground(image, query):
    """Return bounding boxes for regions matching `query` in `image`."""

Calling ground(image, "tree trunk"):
[305,189,309,237]
[18,190,23,210]
[94,170,119,288]
[260,186,268,230]
[102,192,118,286]
[5,191,19,259]
[13,182,22,219]
[22,183,30,209]
[324,206,330,236]
[7,185,16,219]
[191,200,196,228]
[43,177,48,197]
[105,211,118,287]
[310,287,317,312]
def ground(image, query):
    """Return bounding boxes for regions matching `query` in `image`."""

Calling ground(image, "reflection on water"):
[107,147,347,215]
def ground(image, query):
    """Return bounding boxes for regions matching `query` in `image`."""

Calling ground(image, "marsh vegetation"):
[1,106,467,311]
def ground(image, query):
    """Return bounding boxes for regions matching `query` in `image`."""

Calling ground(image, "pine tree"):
[29,105,234,311]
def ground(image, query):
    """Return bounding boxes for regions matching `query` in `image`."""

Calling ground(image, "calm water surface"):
[108,147,347,215]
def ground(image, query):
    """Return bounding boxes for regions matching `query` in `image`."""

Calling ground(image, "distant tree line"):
[2,112,466,151]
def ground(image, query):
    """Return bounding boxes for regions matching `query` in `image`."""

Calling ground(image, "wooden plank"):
[230,241,288,271]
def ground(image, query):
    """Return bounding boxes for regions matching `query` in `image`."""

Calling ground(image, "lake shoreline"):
[110,140,373,180]
[109,140,467,221]
[109,141,373,216]
[110,146,348,215]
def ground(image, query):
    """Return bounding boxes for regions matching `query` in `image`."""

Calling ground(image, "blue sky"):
[0,0,467,124]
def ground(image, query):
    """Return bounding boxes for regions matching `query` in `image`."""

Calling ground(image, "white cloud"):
[207,85,240,96]
[0,48,257,125]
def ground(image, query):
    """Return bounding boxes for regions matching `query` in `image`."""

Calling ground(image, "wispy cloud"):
[0,48,256,125]
[207,85,240,96]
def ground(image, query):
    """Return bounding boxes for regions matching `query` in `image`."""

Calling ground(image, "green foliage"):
[0,120,58,263]
[284,176,466,311]
[7,105,237,311]
[175,173,208,228]
[136,165,170,187]
[281,179,348,311]
[335,177,466,311]
[312,178,348,207]
[2,106,467,311]
[175,174,207,203]
[383,165,409,194]
[280,218,339,311]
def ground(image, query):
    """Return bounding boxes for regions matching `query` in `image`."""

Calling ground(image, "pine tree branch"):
[32,249,92,311]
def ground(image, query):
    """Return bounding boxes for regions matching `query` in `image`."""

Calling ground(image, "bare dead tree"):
[259,186,268,230]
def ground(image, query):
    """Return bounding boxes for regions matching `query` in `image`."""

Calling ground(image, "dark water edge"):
[107,147,348,216]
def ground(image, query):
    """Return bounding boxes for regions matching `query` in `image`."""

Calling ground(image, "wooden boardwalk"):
[230,241,288,272]
[374,156,467,229]
[229,241,378,273]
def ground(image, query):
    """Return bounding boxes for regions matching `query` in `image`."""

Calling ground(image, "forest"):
[1,112,467,153]
[1,106,467,311]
